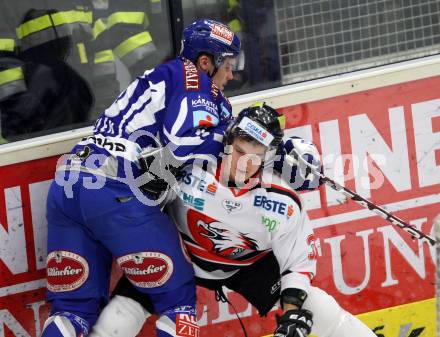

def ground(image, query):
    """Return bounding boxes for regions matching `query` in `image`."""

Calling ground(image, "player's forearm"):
[281,288,308,309]
[283,303,299,312]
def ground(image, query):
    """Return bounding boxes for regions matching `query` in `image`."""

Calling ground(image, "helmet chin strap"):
[209,54,221,78]
[197,54,219,78]
[209,67,218,78]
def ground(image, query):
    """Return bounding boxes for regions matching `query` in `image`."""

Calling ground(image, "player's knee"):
[156,306,199,337]
[112,276,156,313]
[303,287,376,337]
[41,312,89,337]
[302,286,344,337]
[149,278,196,314]
[89,295,151,337]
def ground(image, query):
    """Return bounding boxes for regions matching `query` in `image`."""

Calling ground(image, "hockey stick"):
[286,150,437,247]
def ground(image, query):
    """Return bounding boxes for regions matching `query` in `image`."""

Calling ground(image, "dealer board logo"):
[373,324,425,337]
[117,252,173,288]
[46,251,89,292]
[222,199,242,213]
[176,309,199,337]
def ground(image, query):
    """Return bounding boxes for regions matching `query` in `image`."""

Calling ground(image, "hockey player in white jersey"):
[90,103,376,337]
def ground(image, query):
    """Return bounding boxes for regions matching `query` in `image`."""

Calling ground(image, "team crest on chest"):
[187,210,258,258]
[222,199,242,213]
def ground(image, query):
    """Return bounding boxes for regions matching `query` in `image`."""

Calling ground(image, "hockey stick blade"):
[286,151,436,246]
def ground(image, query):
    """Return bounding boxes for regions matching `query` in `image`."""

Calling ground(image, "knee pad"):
[303,287,376,337]
[156,306,199,337]
[89,295,151,337]
[41,312,89,337]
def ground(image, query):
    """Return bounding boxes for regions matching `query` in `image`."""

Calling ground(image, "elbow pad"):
[281,288,308,309]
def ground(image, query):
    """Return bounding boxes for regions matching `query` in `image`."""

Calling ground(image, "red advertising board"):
[0,75,439,336]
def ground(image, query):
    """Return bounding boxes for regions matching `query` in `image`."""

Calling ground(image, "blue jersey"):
[70,57,232,180]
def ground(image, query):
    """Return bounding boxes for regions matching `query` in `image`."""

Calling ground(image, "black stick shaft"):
[287,152,436,246]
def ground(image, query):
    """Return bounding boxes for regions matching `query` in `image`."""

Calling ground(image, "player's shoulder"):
[260,173,302,210]
[262,183,302,210]
[147,58,182,84]
[161,58,211,96]
[214,86,232,121]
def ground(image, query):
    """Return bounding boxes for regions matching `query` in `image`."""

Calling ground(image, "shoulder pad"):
[262,183,302,211]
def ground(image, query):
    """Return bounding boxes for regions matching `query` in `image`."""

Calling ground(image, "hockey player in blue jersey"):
[41,19,241,337]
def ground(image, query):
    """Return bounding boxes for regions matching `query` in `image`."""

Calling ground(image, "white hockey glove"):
[274,309,313,337]
[283,137,322,190]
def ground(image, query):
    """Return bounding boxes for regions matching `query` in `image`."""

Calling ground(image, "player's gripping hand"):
[278,136,322,190]
[285,137,321,174]
[138,147,180,199]
[273,309,313,337]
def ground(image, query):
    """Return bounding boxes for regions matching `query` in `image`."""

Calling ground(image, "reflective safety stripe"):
[94,49,116,75]
[93,18,107,39]
[93,61,116,76]
[193,0,217,5]
[51,10,92,26]
[19,25,71,51]
[149,0,162,14]
[16,15,53,39]
[0,67,23,86]
[77,43,88,63]
[0,80,27,100]
[107,12,148,29]
[228,18,241,33]
[0,67,26,100]
[183,0,217,8]
[94,49,114,64]
[120,42,156,68]
[0,39,15,52]
[114,31,153,58]
[16,10,93,39]
[229,0,238,9]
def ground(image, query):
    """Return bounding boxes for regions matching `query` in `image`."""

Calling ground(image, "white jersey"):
[166,163,317,294]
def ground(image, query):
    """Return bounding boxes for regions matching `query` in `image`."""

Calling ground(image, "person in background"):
[0,2,25,143]
[0,7,93,141]
[90,0,172,118]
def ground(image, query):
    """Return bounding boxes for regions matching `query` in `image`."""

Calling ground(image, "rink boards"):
[0,56,439,336]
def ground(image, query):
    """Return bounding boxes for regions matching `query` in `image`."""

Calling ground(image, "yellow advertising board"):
[262,298,436,337]
[357,298,436,337]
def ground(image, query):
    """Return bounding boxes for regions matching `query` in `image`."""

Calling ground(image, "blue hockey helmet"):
[181,19,241,68]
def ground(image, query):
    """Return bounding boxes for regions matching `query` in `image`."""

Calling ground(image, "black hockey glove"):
[138,149,179,199]
[273,309,313,337]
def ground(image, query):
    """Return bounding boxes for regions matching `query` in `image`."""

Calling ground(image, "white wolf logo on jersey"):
[195,219,258,257]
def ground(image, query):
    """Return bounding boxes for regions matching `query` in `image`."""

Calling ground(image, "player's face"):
[212,57,236,90]
[226,138,266,184]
